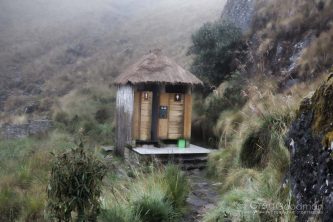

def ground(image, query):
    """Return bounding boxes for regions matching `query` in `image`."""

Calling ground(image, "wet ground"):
[183,169,221,222]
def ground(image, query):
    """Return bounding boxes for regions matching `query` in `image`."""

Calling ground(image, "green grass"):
[0,132,76,221]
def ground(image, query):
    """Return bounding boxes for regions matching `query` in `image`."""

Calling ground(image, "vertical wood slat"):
[158,93,169,139]
[132,91,141,140]
[183,94,192,139]
[140,91,152,141]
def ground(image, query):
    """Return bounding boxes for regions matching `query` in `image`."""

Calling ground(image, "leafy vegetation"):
[47,147,107,221]
[189,21,243,85]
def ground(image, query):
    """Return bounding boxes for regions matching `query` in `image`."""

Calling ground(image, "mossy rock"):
[311,74,333,132]
[297,73,333,146]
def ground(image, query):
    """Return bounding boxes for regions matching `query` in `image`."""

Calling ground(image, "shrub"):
[47,147,107,221]
[189,21,243,85]
[162,165,189,212]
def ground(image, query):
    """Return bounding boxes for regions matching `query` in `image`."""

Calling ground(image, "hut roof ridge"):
[114,50,203,85]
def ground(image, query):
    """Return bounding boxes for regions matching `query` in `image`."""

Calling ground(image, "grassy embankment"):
[194,0,333,220]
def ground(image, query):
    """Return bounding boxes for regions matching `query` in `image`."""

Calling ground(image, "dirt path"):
[183,169,221,222]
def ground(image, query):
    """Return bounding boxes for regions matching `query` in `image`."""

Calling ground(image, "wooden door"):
[158,93,169,139]
[139,91,152,141]
[168,93,184,139]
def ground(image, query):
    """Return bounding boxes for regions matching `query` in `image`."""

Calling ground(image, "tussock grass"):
[131,188,178,222]
[100,164,189,222]
[204,76,300,221]
[222,168,260,193]
[162,165,190,212]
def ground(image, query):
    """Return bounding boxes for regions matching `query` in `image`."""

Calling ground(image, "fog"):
[0,0,226,109]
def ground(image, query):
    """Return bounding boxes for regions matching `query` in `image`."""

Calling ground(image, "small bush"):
[47,147,107,221]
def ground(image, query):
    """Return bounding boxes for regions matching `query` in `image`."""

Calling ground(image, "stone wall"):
[0,120,52,139]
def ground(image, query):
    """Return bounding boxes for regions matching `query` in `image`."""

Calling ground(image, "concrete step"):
[154,154,209,169]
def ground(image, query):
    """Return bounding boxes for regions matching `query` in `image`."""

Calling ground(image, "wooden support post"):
[183,88,192,140]
[116,85,134,157]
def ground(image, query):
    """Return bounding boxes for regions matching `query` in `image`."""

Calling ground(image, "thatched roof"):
[114,49,203,86]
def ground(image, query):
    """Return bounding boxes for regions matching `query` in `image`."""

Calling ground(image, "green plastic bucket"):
[178,139,186,149]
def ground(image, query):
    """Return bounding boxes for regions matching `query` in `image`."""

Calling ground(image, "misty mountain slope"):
[0,0,226,116]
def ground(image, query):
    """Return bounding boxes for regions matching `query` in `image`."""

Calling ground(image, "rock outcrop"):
[286,74,333,221]
[221,0,255,33]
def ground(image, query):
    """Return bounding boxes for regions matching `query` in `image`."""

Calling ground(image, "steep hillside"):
[194,0,333,221]
[0,0,226,120]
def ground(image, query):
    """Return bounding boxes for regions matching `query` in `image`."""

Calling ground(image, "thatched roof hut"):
[114,49,203,157]
[114,49,203,86]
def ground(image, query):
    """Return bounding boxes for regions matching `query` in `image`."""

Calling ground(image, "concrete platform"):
[132,144,211,155]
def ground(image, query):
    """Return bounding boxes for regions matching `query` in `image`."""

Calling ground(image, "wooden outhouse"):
[113,49,203,156]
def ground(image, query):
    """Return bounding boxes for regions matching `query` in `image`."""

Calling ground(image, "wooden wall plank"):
[183,94,192,139]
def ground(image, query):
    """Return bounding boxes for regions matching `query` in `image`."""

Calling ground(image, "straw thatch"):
[114,49,203,85]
